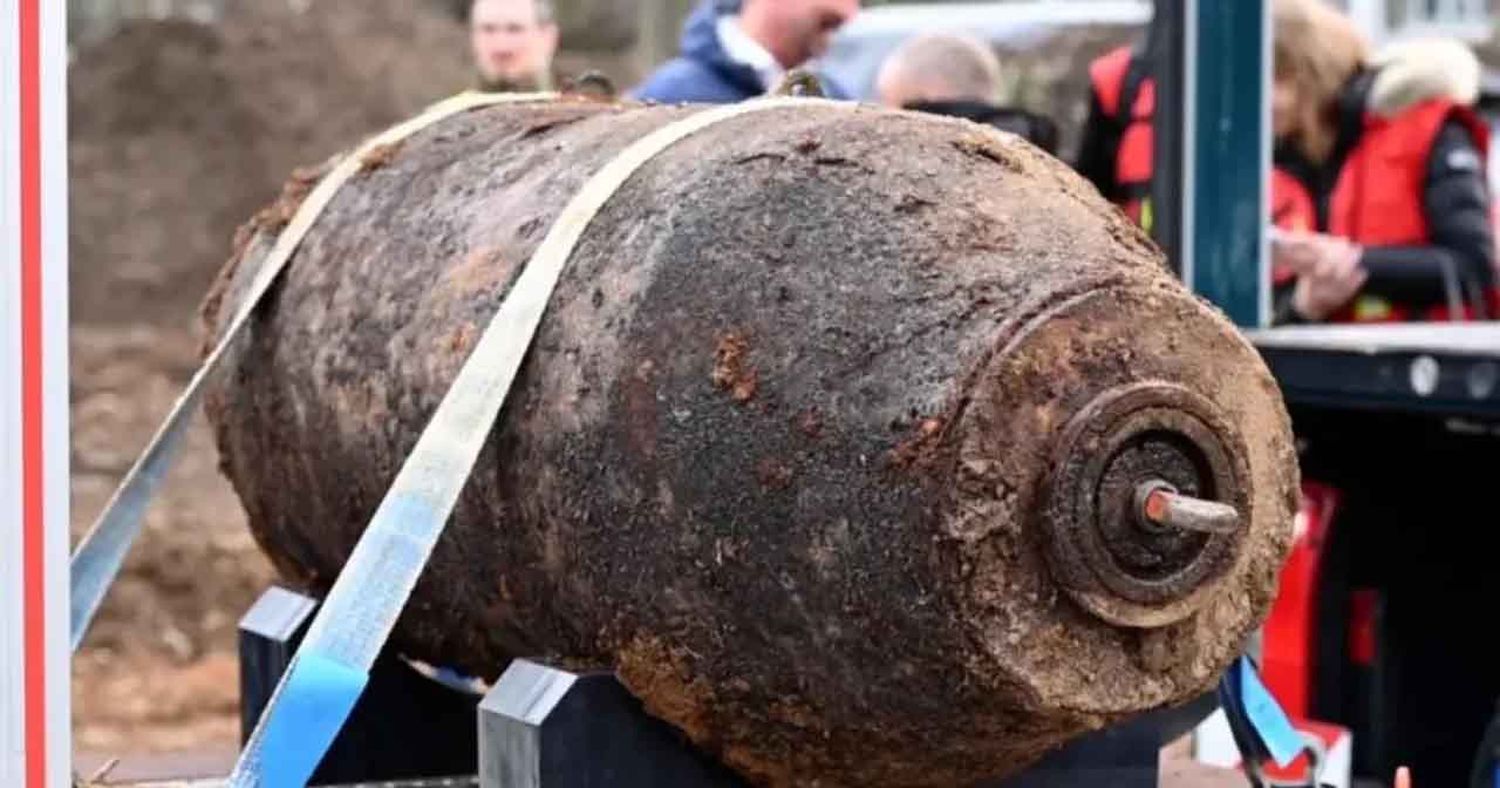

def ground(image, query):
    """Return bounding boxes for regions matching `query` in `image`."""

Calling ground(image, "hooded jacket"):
[1273,39,1496,323]
[631,0,849,104]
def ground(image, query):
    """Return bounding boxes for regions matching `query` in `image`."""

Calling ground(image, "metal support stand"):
[478,659,744,788]
[479,660,1213,788]
[240,586,1209,787]
[239,586,481,785]
[987,712,1173,788]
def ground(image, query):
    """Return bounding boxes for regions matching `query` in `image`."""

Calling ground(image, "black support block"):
[238,586,482,785]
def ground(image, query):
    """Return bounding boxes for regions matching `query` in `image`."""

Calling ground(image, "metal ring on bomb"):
[1042,382,1253,628]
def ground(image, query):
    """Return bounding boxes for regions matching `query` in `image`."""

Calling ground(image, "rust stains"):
[953,131,1024,174]
[445,322,477,354]
[888,417,946,471]
[794,407,824,440]
[439,246,514,301]
[624,359,660,460]
[712,331,758,403]
[244,162,325,238]
[357,140,404,174]
[616,635,717,747]
[521,114,588,139]
[198,162,328,353]
[769,698,821,730]
[755,457,794,490]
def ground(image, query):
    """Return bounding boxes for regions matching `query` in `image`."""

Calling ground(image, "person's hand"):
[1273,231,1358,275]
[1394,765,1412,788]
[1271,230,1329,277]
[1289,234,1366,321]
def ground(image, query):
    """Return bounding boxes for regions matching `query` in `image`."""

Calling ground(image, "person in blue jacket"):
[632,0,859,103]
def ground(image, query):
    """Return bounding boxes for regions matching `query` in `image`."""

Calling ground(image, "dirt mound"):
[69,2,471,330]
[70,1,474,756]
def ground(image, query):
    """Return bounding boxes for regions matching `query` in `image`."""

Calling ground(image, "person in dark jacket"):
[1269,0,1495,324]
[875,32,1059,154]
[632,0,858,103]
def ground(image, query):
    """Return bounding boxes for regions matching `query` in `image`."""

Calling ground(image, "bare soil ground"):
[70,326,269,754]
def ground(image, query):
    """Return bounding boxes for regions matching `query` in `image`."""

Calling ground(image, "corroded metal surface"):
[202,100,1298,787]
[1042,382,1249,628]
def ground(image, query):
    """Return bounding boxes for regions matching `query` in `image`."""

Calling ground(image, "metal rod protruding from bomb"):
[1136,480,1241,535]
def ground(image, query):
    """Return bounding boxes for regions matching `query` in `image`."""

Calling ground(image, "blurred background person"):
[632,0,859,103]
[1073,12,1164,228]
[875,32,1058,154]
[471,0,560,92]
[1270,0,1494,325]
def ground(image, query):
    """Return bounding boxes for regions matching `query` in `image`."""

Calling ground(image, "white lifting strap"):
[68,90,559,653]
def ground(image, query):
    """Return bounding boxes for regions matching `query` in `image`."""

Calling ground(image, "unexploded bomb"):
[202,99,1297,787]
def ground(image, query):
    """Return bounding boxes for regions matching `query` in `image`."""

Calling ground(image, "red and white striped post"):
[2,0,70,785]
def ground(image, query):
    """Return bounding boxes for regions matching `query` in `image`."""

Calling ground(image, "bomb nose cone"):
[1041,381,1252,629]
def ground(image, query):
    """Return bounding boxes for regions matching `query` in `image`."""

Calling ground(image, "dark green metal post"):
[1185,0,1269,327]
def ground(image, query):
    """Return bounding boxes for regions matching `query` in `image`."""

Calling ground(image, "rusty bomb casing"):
[201,99,1298,787]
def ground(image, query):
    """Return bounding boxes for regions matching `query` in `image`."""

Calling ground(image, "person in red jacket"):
[1269,0,1495,324]
[1076,21,1162,229]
